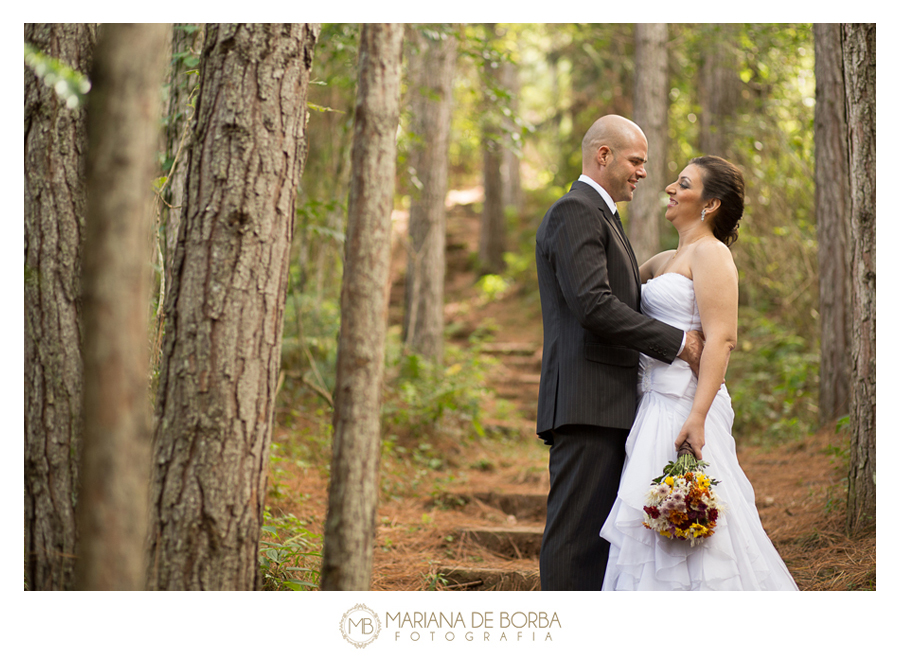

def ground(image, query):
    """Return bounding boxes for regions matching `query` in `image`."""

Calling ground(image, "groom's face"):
[598,136,648,203]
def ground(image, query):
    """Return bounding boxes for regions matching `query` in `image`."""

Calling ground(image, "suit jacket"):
[535,180,684,440]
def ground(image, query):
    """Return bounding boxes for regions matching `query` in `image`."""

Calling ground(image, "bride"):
[600,155,798,590]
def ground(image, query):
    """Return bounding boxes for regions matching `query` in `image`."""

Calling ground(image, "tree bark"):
[75,22,170,590]
[403,25,456,363]
[161,24,205,279]
[320,23,403,591]
[24,22,97,591]
[842,23,876,537]
[814,23,851,425]
[147,23,320,590]
[478,23,508,275]
[630,23,668,264]
[500,58,523,217]
[699,24,743,159]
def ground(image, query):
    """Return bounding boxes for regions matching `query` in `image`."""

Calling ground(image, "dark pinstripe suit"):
[535,180,684,590]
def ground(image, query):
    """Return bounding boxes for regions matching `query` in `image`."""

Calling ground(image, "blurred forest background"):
[299,23,819,442]
[24,22,875,592]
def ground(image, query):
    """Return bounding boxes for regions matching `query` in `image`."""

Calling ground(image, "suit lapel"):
[570,181,641,286]
[598,202,641,287]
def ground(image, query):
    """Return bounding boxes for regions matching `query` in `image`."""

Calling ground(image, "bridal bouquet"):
[642,452,723,546]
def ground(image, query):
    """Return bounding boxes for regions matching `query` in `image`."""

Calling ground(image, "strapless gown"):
[600,273,798,590]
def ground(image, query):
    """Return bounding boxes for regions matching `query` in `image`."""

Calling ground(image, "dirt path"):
[269,201,874,591]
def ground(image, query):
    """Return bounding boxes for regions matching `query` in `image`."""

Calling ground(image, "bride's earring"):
[701,208,707,222]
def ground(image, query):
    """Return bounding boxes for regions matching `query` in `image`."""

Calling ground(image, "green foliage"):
[668,24,818,338]
[424,571,449,591]
[285,22,821,473]
[259,508,322,591]
[728,307,819,444]
[447,23,534,184]
[24,42,91,108]
[382,339,496,447]
[302,23,360,203]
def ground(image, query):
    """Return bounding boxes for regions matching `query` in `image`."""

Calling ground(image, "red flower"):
[643,505,660,519]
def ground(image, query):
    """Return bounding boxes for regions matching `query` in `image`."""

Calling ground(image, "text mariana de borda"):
[386,611,560,642]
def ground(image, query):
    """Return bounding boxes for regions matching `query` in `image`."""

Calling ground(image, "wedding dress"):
[600,272,798,590]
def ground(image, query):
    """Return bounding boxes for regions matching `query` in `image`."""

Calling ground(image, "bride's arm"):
[673,240,738,459]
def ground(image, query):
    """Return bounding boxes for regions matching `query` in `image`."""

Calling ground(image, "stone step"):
[435,565,540,591]
[503,354,542,370]
[473,492,546,521]
[491,374,541,387]
[479,342,539,356]
[456,526,543,559]
[431,491,546,522]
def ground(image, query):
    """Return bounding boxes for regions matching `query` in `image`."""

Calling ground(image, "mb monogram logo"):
[340,604,382,648]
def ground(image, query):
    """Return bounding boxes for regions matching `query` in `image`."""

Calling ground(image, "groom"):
[535,115,703,590]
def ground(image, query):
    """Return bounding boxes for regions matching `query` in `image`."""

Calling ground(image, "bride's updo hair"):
[691,155,744,247]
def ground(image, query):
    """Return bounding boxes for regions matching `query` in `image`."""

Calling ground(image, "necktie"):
[613,210,626,235]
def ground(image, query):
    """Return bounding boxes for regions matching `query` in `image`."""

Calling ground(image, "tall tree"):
[147,23,320,590]
[478,23,508,275]
[161,24,204,276]
[153,23,206,368]
[500,56,523,217]
[630,22,668,264]
[814,23,851,425]
[24,22,97,591]
[320,23,404,591]
[698,24,743,159]
[402,25,456,363]
[842,23,876,536]
[76,22,170,590]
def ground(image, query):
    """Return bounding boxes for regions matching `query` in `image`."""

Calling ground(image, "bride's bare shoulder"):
[692,239,737,280]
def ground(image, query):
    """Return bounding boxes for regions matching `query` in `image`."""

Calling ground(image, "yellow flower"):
[665,476,674,487]
[690,523,710,537]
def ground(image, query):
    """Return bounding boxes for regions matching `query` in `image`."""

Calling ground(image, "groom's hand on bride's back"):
[679,330,704,376]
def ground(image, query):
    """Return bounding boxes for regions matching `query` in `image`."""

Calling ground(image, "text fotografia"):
[386,611,561,642]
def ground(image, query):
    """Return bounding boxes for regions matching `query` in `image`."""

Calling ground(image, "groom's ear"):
[596,145,612,166]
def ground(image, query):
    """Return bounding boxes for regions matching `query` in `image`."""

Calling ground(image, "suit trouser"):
[539,424,629,591]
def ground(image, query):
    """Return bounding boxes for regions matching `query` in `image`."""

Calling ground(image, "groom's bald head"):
[581,115,648,203]
[582,115,646,169]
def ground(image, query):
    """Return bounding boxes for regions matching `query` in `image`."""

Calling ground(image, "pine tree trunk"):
[403,25,456,363]
[76,23,170,590]
[478,23,507,275]
[814,23,851,425]
[161,23,205,278]
[500,58,523,217]
[154,23,206,368]
[842,23,876,537]
[24,22,97,591]
[480,142,507,273]
[320,23,403,591]
[147,23,320,590]
[630,22,668,264]
[699,24,742,159]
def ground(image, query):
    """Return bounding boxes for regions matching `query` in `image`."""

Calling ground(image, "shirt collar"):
[577,174,618,216]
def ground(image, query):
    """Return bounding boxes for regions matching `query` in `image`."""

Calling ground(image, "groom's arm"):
[542,195,685,363]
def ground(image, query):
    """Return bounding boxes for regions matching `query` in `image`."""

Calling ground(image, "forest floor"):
[267,194,875,592]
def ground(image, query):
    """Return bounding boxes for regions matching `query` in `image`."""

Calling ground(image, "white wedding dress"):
[600,272,798,590]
